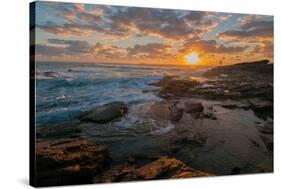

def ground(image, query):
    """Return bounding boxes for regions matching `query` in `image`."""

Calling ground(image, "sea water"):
[35,62,206,127]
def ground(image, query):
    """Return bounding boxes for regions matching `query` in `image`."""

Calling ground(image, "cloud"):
[35,2,273,64]
[38,3,218,41]
[217,15,273,59]
[89,43,127,58]
[35,39,127,59]
[218,16,273,40]
[36,39,91,56]
[53,3,102,24]
[251,40,273,57]
[35,44,66,56]
[180,40,248,54]
[127,43,173,58]
[109,9,218,41]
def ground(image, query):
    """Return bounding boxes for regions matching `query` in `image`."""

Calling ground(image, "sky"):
[32,1,274,66]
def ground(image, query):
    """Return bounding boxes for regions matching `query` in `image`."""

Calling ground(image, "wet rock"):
[248,98,273,120]
[221,103,237,109]
[93,164,135,183]
[159,75,179,85]
[158,76,199,97]
[172,131,207,148]
[36,123,81,140]
[147,80,160,86]
[36,139,111,186]
[142,89,157,93]
[184,102,203,118]
[134,156,212,179]
[184,102,203,113]
[195,60,273,101]
[256,123,273,135]
[169,103,183,121]
[201,105,217,120]
[249,138,260,147]
[79,102,128,123]
[259,131,273,151]
[94,156,213,183]
[220,101,251,110]
[43,71,57,78]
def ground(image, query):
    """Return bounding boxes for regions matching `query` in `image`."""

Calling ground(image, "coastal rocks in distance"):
[157,75,199,98]
[36,138,111,186]
[79,101,128,123]
[204,59,271,78]
[198,59,273,101]
[93,156,213,183]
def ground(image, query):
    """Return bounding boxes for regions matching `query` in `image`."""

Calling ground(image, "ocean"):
[35,62,206,127]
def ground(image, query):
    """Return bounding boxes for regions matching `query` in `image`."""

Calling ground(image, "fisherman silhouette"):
[220,60,222,66]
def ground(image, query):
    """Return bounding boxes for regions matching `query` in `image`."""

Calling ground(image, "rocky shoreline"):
[35,60,273,186]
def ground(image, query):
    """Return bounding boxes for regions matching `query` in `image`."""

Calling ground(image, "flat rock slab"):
[36,138,111,186]
[94,156,213,183]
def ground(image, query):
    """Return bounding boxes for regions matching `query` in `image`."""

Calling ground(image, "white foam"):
[149,123,175,135]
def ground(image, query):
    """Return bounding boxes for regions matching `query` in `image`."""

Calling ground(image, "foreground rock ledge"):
[36,138,111,186]
[94,156,213,183]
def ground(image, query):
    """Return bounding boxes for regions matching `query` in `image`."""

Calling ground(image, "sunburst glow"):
[185,52,199,64]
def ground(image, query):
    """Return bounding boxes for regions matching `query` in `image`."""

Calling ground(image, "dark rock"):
[43,71,56,78]
[184,102,203,113]
[184,102,203,118]
[193,60,273,102]
[256,124,273,135]
[172,132,207,147]
[36,123,81,140]
[36,139,111,186]
[146,80,160,86]
[248,98,273,120]
[249,138,260,147]
[260,134,273,151]
[142,89,157,93]
[169,103,183,121]
[204,60,271,78]
[157,76,199,97]
[94,156,213,183]
[67,69,73,72]
[201,106,217,120]
[79,102,128,123]
[221,103,237,109]
[231,167,241,175]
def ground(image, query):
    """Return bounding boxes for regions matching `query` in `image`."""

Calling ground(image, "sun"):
[185,52,200,64]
